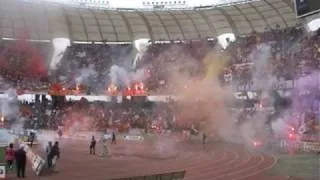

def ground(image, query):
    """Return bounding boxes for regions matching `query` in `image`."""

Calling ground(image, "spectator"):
[5,143,15,170]
[15,144,27,178]
[49,141,60,170]
[45,141,53,168]
[90,136,96,155]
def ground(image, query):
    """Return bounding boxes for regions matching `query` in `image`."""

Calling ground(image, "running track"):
[5,137,300,180]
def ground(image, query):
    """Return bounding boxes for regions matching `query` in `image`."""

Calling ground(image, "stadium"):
[0,0,320,179]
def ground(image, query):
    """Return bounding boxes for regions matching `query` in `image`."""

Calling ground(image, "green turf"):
[267,153,320,179]
[0,147,4,163]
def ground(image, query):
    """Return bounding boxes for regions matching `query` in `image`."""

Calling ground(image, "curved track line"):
[28,139,278,180]
[215,154,266,180]
[183,150,241,180]
[63,149,231,178]
[185,150,254,180]
[235,155,278,180]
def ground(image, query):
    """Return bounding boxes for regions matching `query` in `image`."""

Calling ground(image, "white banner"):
[302,142,320,152]
[32,155,45,176]
[124,135,144,141]
[237,80,293,91]
[103,134,112,139]
[272,80,293,90]
[24,143,45,176]
[0,166,5,178]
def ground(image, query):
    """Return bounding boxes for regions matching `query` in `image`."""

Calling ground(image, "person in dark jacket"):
[49,141,60,169]
[28,132,35,147]
[15,144,27,178]
[111,132,116,145]
[90,136,96,155]
[46,141,53,168]
[202,133,207,145]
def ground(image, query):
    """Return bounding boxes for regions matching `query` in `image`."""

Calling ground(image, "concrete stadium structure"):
[0,0,297,42]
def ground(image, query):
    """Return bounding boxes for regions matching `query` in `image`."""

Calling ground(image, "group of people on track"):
[89,131,116,157]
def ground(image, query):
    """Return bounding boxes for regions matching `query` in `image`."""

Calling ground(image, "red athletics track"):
[5,136,301,180]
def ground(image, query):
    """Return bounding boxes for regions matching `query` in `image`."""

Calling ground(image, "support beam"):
[153,11,172,40]
[44,5,53,40]
[166,11,186,40]
[233,5,255,33]
[61,7,73,41]
[136,11,154,41]
[265,0,288,28]
[90,9,104,41]
[196,10,217,37]
[248,3,272,30]
[102,10,119,42]
[77,9,89,41]
[182,11,202,39]
[218,8,239,35]
[117,11,134,41]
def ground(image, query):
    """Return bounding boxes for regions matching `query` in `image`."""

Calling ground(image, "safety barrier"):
[279,140,320,153]
[124,135,144,141]
[301,141,320,152]
[19,142,45,176]
[0,144,6,179]
[0,164,5,179]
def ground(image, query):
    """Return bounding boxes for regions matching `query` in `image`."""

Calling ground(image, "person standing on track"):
[45,141,53,168]
[28,132,35,147]
[90,136,96,155]
[202,133,207,145]
[57,127,63,140]
[49,141,60,171]
[100,133,108,157]
[15,144,27,178]
[111,131,116,145]
[5,143,15,170]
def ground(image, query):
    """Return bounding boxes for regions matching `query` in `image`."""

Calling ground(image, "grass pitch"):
[267,153,320,179]
[0,146,4,163]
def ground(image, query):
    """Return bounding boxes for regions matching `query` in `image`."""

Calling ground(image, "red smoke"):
[0,35,47,78]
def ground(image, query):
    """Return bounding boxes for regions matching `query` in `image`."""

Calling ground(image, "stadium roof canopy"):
[0,0,297,42]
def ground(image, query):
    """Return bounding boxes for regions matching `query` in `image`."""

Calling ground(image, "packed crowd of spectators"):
[0,26,320,94]
[19,98,177,132]
[53,40,216,93]
[45,26,320,93]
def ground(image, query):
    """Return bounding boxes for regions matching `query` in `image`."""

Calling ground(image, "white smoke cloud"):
[132,38,151,69]
[109,65,149,87]
[50,38,70,71]
[75,65,98,85]
[110,65,130,86]
[249,43,272,90]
